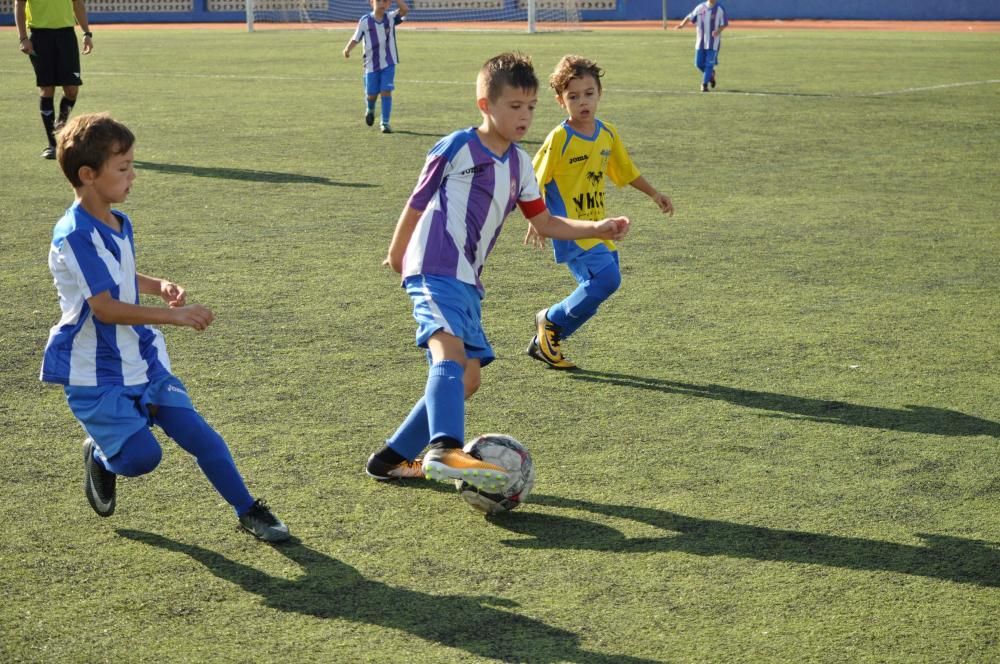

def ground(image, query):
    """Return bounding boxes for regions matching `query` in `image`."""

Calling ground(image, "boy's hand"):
[160,280,187,308]
[523,225,547,249]
[383,255,402,273]
[19,38,35,55]
[343,47,351,58]
[652,192,675,216]
[595,216,630,241]
[169,304,214,331]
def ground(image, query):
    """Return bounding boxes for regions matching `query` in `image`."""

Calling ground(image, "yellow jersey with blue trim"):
[25,0,78,29]
[532,118,640,263]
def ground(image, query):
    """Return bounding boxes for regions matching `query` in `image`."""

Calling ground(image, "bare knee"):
[464,375,481,399]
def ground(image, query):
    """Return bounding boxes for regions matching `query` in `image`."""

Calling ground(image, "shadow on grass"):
[134,160,376,187]
[486,495,1000,588]
[117,529,659,664]
[567,370,1000,438]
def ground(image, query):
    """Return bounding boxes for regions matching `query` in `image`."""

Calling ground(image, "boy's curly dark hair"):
[478,51,539,102]
[549,55,604,95]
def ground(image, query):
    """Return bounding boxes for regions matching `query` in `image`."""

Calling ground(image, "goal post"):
[244,0,582,33]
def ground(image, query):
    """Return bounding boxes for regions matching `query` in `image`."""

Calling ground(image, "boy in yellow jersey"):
[525,55,674,369]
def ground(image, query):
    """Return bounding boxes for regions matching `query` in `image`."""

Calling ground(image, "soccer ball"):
[455,434,535,515]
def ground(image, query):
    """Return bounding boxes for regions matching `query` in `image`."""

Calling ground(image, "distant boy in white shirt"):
[344,0,410,133]
[676,0,729,92]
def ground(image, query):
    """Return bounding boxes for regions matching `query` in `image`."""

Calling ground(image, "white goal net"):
[239,0,589,32]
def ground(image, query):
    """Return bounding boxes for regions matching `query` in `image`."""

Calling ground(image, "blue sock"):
[381,95,392,124]
[703,65,714,85]
[154,406,255,516]
[425,360,464,446]
[386,397,431,461]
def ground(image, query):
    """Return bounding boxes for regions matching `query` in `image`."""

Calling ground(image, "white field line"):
[1,68,997,97]
[869,79,1000,95]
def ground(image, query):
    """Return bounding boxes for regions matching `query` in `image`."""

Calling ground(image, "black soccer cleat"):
[239,499,290,543]
[41,146,56,160]
[83,437,116,517]
[365,453,424,480]
[365,110,375,127]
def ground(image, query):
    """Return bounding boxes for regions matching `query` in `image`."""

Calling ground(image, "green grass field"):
[1,24,998,663]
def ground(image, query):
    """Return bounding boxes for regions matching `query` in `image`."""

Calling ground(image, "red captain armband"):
[517,198,547,219]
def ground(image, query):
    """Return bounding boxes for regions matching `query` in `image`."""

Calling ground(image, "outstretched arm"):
[526,209,630,242]
[675,17,690,29]
[396,0,410,19]
[629,175,674,216]
[88,290,214,331]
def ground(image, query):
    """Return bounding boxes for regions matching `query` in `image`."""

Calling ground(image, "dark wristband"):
[83,31,93,37]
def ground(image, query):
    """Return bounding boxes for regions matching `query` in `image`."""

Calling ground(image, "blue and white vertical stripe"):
[40,203,171,386]
[353,10,404,73]
[403,128,542,296]
[687,1,728,51]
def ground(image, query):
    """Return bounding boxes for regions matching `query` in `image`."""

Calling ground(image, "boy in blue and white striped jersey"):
[676,0,729,92]
[41,113,289,542]
[365,52,630,489]
[343,0,410,133]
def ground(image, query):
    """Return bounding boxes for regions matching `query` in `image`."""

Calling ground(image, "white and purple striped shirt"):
[686,2,728,51]
[352,9,404,73]
[403,128,545,296]
[40,203,172,387]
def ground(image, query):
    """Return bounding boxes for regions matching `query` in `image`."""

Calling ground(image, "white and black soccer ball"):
[455,433,535,515]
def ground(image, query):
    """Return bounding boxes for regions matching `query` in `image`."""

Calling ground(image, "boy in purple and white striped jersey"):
[343,0,410,133]
[40,113,289,542]
[676,0,729,92]
[365,52,630,489]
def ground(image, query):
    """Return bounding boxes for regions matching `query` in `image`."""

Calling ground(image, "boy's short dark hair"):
[549,55,604,95]
[477,51,538,102]
[57,113,135,188]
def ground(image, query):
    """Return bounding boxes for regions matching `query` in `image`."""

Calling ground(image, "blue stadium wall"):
[1,0,998,26]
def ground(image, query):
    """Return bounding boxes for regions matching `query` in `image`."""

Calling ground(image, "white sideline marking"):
[1,69,997,98]
[870,79,1000,96]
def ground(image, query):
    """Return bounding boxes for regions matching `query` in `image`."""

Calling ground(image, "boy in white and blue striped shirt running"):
[344,0,410,133]
[676,0,729,92]
[41,113,289,542]
[365,52,630,489]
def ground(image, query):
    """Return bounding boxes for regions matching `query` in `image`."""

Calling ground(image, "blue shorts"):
[566,245,620,286]
[404,274,495,367]
[695,48,719,70]
[64,374,194,458]
[365,66,396,96]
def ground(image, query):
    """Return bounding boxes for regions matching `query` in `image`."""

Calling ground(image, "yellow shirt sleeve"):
[603,121,641,188]
[532,126,564,189]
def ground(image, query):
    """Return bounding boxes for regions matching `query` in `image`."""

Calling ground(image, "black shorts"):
[28,27,82,87]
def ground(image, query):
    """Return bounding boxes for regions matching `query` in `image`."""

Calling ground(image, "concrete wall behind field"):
[1,0,998,26]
